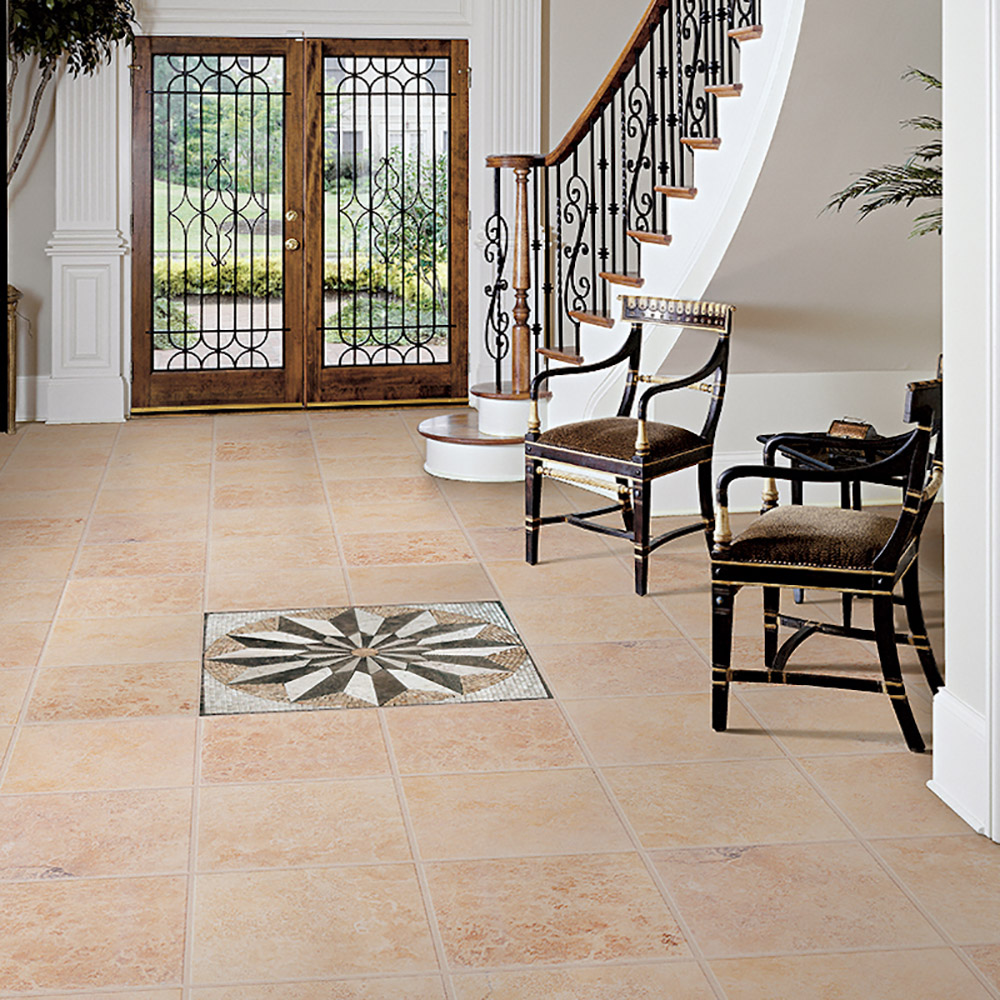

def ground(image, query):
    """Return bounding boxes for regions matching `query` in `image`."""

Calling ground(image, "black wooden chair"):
[709,377,944,752]
[525,295,734,595]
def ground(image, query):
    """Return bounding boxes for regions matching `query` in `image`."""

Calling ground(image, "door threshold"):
[130,397,469,416]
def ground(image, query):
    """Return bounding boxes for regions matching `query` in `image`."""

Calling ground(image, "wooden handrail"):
[485,0,670,170]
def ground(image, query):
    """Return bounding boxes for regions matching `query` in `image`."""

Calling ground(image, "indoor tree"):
[825,69,941,238]
[7,0,137,185]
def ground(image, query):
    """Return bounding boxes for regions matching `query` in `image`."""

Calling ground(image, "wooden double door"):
[130,36,468,411]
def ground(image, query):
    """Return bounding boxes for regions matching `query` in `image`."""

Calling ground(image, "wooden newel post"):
[510,164,532,395]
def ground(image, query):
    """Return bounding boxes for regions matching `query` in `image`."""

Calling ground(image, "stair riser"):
[423,438,526,482]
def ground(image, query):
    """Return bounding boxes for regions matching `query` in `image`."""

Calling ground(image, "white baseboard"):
[928,688,990,835]
[45,375,128,424]
[14,375,49,423]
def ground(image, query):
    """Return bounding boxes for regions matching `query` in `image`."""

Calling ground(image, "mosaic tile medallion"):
[202,602,548,715]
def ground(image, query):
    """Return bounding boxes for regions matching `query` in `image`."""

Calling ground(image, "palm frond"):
[903,67,941,90]
[910,208,942,238]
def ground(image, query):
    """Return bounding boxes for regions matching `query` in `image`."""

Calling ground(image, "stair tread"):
[470,380,551,401]
[418,412,523,446]
[728,24,763,41]
[569,309,616,329]
[705,83,743,97]
[537,346,584,366]
[680,136,722,150]
[655,186,698,199]
[599,270,645,287]
[627,229,673,246]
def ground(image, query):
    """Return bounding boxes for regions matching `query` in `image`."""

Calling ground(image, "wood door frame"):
[131,36,306,411]
[304,37,468,405]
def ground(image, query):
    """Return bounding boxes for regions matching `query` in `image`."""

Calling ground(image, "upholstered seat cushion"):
[536,417,706,462]
[727,505,898,569]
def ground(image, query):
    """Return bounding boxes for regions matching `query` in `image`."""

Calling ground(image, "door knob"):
[285,238,300,251]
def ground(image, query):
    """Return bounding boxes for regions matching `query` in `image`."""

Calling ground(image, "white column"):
[930,0,1000,840]
[44,54,129,423]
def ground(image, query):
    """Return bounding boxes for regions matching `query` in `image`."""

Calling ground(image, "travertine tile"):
[0,489,96,518]
[0,463,104,491]
[197,777,410,869]
[96,485,210,516]
[206,567,350,612]
[101,459,211,491]
[0,788,192,879]
[42,614,204,667]
[329,475,444,506]
[403,768,630,859]
[386,701,585,774]
[28,662,201,721]
[332,499,458,535]
[467,524,612,562]
[503,594,680,645]
[710,949,995,1000]
[486,553,635,598]
[452,964,715,1000]
[801,753,973,837]
[0,578,65,623]
[213,481,328,509]
[652,842,942,956]
[84,509,208,544]
[530,639,708,698]
[427,853,689,967]
[564,693,781,764]
[0,621,49,668]
[346,562,497,604]
[0,543,77,580]
[0,515,86,547]
[0,668,32,723]
[873,836,1000,943]
[0,876,186,991]
[3,717,197,792]
[211,504,333,538]
[59,575,204,618]
[191,866,437,982]
[208,534,341,575]
[191,981,447,1000]
[606,759,851,848]
[201,708,391,783]
[341,529,476,566]
[965,944,1000,988]
[74,541,207,577]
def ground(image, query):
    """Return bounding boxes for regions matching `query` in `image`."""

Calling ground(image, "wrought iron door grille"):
[149,53,286,371]
[322,55,452,366]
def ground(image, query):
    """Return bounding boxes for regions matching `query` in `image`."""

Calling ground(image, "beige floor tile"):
[197,777,410,870]
[319,453,428,479]
[2,440,112,470]
[332,499,459,535]
[341,529,476,566]
[0,578,65,623]
[452,964,715,1000]
[658,587,788,639]
[801,753,973,838]
[0,788,192,880]
[42,614,204,666]
[309,411,411,438]
[191,980,447,1000]
[59,575,204,618]
[24,992,182,999]
[504,595,681,645]
[0,515,87,546]
[213,481,328,509]
[449,497,537,529]
[214,439,317,463]
[468,524,613,563]
[735,685,933,755]
[0,544,77,580]
[84,509,209,545]
[435,479,522,504]
[965,944,1000,988]
[2,717,197,793]
[0,669,31,723]
[1,463,104,492]
[209,535,341,576]
[426,853,689,968]
[0,621,49,668]
[386,701,585,774]
[191,865,437,982]
[0,724,13,756]
[201,708,390,783]
[710,949,995,1000]
[27,662,201,721]
[101,459,212,492]
[873,835,1000,943]
[206,567,350,612]
[487,553,636,598]
[0,488,97,518]
[211,459,322,488]
[0,875,186,991]
[345,562,498,604]
[329,475,444,506]
[22,423,119,447]
[96,485,210,516]
[110,439,215,467]
[214,411,310,438]
[313,434,420,459]
[530,639,708,698]
[404,768,630,859]
[564,693,781,764]
[652,842,942,956]
[606,759,851,848]
[74,540,207,577]
[210,504,333,538]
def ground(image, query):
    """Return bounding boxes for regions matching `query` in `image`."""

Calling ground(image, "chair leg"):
[712,583,735,731]
[763,587,779,667]
[525,458,542,566]
[697,459,715,550]
[841,592,854,629]
[902,559,944,693]
[632,480,650,596]
[872,594,926,753]
[791,478,805,604]
[618,477,634,534]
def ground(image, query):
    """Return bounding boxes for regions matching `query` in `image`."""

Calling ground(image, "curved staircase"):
[421,0,781,482]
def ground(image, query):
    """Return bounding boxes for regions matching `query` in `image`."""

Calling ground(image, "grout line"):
[375,707,457,1000]
[0,423,123,790]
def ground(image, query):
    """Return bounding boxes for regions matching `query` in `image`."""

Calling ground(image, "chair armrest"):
[529,326,640,401]
[761,430,911,467]
[635,340,726,419]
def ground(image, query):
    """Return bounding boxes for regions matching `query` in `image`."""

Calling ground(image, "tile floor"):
[0,409,997,1000]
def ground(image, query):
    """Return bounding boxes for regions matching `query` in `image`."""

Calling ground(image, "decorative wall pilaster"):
[44,55,129,423]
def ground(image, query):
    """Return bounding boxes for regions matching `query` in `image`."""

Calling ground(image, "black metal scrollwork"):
[483,168,511,389]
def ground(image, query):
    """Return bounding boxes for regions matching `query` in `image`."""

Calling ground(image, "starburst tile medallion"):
[201,602,548,715]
